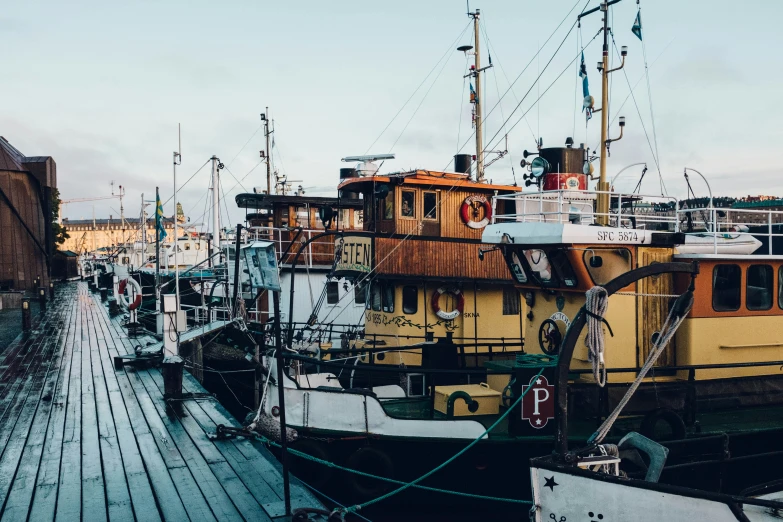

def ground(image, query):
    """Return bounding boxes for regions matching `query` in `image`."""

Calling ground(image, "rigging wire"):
[638,1,665,196]
[161,158,211,207]
[363,21,472,155]
[226,123,264,169]
[456,54,470,153]
[222,164,249,195]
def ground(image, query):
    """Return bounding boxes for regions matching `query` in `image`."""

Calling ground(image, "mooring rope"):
[585,286,610,387]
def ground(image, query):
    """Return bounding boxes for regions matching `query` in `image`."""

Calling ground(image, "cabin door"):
[636,248,676,367]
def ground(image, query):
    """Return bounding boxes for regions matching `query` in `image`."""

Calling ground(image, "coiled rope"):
[584,286,611,387]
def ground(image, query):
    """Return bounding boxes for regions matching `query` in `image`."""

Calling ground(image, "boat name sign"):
[335,235,372,275]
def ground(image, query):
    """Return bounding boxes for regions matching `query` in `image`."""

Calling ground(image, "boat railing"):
[492,189,679,231]
[245,226,337,268]
[677,206,783,255]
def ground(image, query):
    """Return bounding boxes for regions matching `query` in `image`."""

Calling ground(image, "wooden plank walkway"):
[0,282,324,521]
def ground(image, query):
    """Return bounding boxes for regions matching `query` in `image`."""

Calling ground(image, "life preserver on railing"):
[431,287,464,321]
[460,194,492,229]
[117,278,142,311]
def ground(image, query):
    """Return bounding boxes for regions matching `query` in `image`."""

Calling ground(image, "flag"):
[155,193,167,242]
[469,82,477,103]
[579,52,593,122]
[632,11,642,41]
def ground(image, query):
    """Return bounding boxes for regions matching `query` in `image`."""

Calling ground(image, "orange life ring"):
[460,195,492,229]
[117,278,142,311]
[431,287,464,321]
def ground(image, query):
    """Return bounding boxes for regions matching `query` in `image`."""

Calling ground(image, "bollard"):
[21,298,31,331]
[38,287,47,314]
[100,287,108,302]
[49,281,54,299]
[162,355,184,400]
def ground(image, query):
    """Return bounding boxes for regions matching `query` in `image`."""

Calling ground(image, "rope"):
[588,284,695,444]
[585,286,609,387]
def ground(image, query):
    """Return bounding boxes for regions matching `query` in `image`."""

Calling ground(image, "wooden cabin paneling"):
[375,237,511,281]
[439,188,486,240]
[636,247,675,367]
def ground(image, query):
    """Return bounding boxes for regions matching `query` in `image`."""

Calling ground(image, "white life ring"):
[117,278,142,311]
[460,195,492,229]
[431,287,464,321]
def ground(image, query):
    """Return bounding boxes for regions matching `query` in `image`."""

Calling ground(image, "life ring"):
[431,287,464,320]
[346,447,394,498]
[117,278,142,311]
[460,195,492,229]
[289,439,334,490]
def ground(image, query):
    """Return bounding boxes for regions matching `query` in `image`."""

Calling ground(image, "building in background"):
[0,136,56,291]
[60,217,179,254]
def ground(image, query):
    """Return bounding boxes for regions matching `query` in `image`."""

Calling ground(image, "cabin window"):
[583,248,632,285]
[523,249,554,284]
[382,284,394,313]
[402,285,418,314]
[423,192,438,220]
[502,287,520,315]
[326,282,339,305]
[184,243,191,250]
[401,191,415,218]
[383,195,394,220]
[746,265,772,311]
[195,243,201,250]
[505,251,528,283]
[549,249,577,287]
[354,279,367,305]
[370,282,382,311]
[712,264,741,312]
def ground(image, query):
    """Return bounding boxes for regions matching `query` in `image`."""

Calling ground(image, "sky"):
[2,0,781,230]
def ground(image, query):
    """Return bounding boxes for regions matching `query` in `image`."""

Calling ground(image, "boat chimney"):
[454,154,472,175]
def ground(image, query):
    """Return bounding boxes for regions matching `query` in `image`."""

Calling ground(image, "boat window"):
[505,251,528,283]
[370,282,382,311]
[327,282,339,305]
[549,249,578,287]
[747,265,772,311]
[402,285,418,314]
[195,243,201,250]
[383,194,394,220]
[502,287,520,315]
[523,249,554,284]
[184,243,191,250]
[712,264,741,312]
[583,248,632,285]
[423,192,438,220]
[382,283,394,313]
[401,191,415,218]
[354,279,367,305]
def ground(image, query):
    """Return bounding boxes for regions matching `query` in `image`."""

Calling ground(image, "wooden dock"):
[0,282,324,521]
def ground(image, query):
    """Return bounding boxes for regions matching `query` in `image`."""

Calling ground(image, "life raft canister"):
[117,278,142,311]
[460,194,492,229]
[431,287,464,321]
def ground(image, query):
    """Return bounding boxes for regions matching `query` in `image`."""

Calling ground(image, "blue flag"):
[632,11,642,41]
[579,52,593,122]
[155,193,167,242]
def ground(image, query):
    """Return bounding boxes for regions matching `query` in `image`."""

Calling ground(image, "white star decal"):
[536,379,542,385]
[536,419,542,425]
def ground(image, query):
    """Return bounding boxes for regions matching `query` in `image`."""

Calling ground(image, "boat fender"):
[618,431,670,483]
[346,447,395,499]
[289,439,333,490]
[446,390,479,417]
[460,195,492,229]
[431,287,464,321]
[640,408,686,442]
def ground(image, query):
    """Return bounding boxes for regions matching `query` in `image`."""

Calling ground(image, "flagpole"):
[155,186,161,312]
[173,125,181,354]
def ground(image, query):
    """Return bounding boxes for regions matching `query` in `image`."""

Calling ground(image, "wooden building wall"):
[0,171,49,290]
[375,237,511,281]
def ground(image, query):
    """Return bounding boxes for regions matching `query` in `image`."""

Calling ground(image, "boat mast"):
[140,192,145,268]
[173,125,182,316]
[211,155,221,258]
[155,186,160,304]
[263,108,272,194]
[471,9,484,182]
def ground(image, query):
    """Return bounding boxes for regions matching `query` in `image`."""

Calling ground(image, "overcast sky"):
[2,0,781,228]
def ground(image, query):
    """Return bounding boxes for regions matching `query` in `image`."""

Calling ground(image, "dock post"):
[38,287,47,314]
[49,281,54,299]
[21,298,31,331]
[100,287,108,302]
[272,290,291,516]
[162,355,184,399]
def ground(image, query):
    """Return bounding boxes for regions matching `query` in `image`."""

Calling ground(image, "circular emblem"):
[566,176,580,189]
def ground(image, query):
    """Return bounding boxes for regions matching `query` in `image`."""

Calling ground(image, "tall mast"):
[173,125,182,325]
[263,108,272,194]
[210,155,221,257]
[155,186,160,305]
[472,9,484,181]
[140,192,145,268]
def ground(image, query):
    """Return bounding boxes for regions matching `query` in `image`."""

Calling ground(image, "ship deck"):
[0,281,322,521]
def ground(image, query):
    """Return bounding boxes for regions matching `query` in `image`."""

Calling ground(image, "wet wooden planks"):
[0,282,324,520]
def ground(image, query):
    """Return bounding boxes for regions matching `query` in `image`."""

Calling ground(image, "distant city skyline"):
[3,0,781,229]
